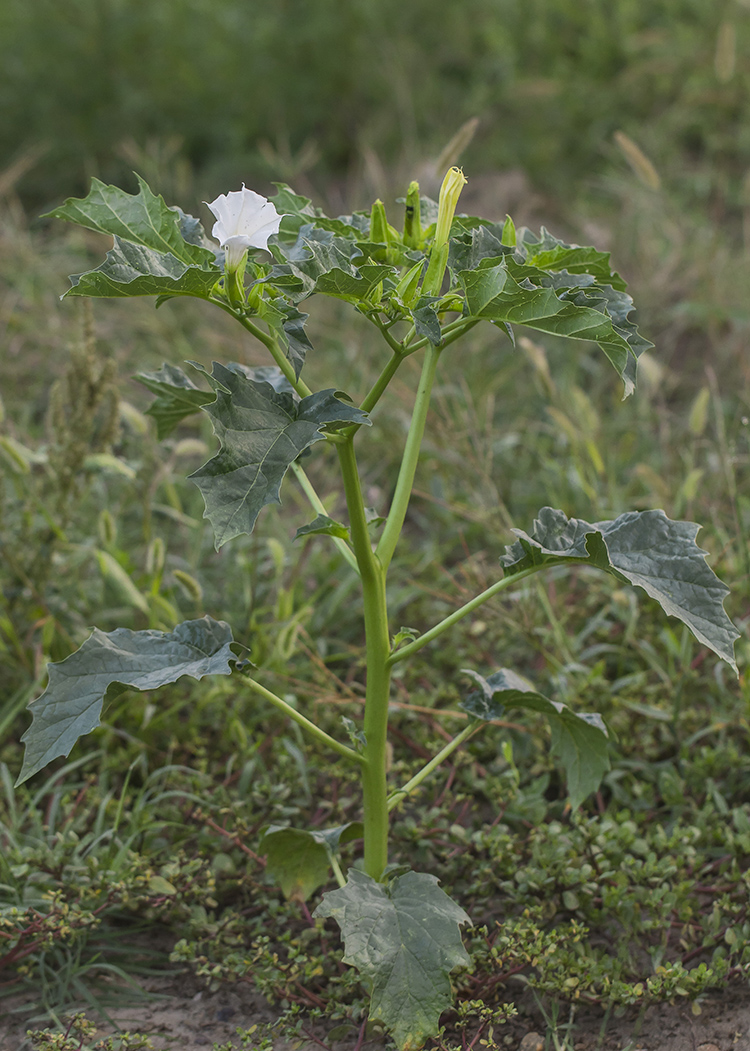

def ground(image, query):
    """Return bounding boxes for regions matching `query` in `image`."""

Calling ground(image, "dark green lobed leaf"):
[458,257,648,397]
[63,237,221,300]
[501,507,739,673]
[519,227,626,290]
[460,668,610,810]
[45,175,216,266]
[191,363,370,548]
[315,869,470,1050]
[268,225,394,302]
[136,363,215,439]
[17,617,234,785]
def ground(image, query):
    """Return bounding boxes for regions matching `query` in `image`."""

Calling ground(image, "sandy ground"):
[2,974,749,1051]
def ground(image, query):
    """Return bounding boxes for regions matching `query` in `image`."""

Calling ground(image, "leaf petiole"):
[387,720,482,812]
[387,565,540,666]
[207,297,312,398]
[242,675,365,765]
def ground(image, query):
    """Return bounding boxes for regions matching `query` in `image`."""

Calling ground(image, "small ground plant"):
[15,169,739,1048]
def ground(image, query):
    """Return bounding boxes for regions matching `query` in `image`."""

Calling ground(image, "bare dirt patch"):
[2,977,750,1051]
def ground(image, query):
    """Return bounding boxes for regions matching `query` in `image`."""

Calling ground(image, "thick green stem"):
[376,343,442,571]
[386,720,481,811]
[388,565,541,666]
[243,675,364,765]
[337,437,392,880]
[289,461,360,574]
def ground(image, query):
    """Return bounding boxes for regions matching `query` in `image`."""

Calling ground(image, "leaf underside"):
[460,668,610,810]
[136,363,216,438]
[315,869,470,1051]
[190,362,370,549]
[501,507,739,673]
[17,617,235,785]
[261,823,362,901]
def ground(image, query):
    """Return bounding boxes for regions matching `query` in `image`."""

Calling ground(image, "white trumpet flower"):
[206,185,284,269]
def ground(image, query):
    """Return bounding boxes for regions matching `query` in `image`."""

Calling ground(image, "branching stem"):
[376,343,442,571]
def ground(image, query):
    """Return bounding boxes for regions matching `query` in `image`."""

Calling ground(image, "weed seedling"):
[17,169,738,1047]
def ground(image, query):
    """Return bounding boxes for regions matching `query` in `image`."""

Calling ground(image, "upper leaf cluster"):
[48,175,650,396]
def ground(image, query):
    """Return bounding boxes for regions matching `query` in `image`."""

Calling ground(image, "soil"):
[2,975,749,1051]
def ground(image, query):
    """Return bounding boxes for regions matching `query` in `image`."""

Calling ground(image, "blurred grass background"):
[2,0,750,222]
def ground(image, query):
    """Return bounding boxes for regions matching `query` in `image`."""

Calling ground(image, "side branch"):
[376,343,441,571]
[289,461,360,575]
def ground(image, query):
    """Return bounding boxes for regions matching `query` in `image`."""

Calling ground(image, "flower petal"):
[206,185,283,255]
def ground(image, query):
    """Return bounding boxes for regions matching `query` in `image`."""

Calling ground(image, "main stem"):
[337,437,392,880]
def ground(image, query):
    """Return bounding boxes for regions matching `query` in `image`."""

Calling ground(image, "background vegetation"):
[1,1,750,1047]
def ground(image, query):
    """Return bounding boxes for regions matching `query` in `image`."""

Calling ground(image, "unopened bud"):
[403,181,422,249]
[422,167,467,296]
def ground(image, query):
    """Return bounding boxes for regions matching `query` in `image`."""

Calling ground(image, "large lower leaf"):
[461,669,610,810]
[17,617,234,785]
[501,507,739,673]
[190,363,370,548]
[315,869,470,1050]
[44,175,216,266]
[261,823,362,901]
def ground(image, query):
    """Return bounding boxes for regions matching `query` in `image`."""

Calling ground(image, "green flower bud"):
[422,167,467,296]
[403,181,422,249]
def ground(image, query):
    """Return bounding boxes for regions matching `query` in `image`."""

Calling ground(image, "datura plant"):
[18,169,739,1049]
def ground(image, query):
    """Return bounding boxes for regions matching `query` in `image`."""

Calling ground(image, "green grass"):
[1,142,750,1050]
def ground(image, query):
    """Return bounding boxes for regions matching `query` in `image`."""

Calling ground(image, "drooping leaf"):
[44,175,216,266]
[315,869,470,1050]
[17,617,235,785]
[458,258,648,397]
[501,507,739,672]
[63,237,221,300]
[190,363,370,548]
[261,823,362,902]
[295,515,351,542]
[460,668,610,810]
[136,363,215,439]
